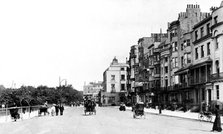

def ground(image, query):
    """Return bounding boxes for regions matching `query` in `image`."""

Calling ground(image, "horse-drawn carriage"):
[133,102,145,119]
[84,100,96,115]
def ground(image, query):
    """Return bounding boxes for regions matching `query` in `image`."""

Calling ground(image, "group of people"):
[49,104,64,116]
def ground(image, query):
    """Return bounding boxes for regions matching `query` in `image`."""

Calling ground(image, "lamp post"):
[59,77,67,87]
[58,77,67,106]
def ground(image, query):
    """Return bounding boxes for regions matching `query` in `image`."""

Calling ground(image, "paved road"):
[0,106,215,134]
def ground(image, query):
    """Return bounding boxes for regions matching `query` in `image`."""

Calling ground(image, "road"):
[0,106,214,134]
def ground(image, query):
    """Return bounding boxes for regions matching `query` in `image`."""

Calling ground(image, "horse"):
[38,106,49,116]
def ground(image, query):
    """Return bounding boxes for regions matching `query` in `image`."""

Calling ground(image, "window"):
[195,30,198,40]
[186,39,190,46]
[121,75,125,80]
[216,85,219,99]
[207,23,210,34]
[175,57,178,67]
[111,84,115,92]
[181,43,184,50]
[195,48,198,59]
[214,16,218,24]
[111,75,115,80]
[184,54,187,65]
[175,42,178,51]
[165,66,168,74]
[216,38,219,50]
[161,67,163,75]
[172,42,175,51]
[165,79,168,87]
[201,45,204,58]
[181,56,184,67]
[121,84,125,91]
[207,42,210,55]
[121,68,124,71]
[216,60,220,74]
[172,42,177,51]
[200,27,204,38]
[172,58,175,68]
[165,57,168,62]
[187,53,191,63]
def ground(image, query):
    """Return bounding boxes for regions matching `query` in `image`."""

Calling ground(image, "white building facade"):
[83,81,103,101]
[102,57,129,106]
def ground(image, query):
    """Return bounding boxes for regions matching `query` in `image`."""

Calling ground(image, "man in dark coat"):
[59,105,64,115]
[212,105,222,132]
[55,104,59,116]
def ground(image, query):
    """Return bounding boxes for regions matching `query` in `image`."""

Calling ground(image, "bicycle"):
[198,111,213,122]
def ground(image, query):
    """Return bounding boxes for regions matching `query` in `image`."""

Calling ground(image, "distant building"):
[83,81,103,101]
[101,57,129,106]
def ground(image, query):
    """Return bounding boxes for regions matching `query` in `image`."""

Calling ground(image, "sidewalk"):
[125,106,219,123]
[0,106,70,123]
[0,110,39,123]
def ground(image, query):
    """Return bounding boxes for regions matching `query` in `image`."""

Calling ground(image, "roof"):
[193,16,211,29]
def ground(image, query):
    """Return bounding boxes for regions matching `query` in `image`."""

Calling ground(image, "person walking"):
[55,104,59,116]
[212,105,222,132]
[159,103,162,114]
[59,105,64,115]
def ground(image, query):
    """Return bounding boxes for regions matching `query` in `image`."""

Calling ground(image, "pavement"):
[0,106,69,123]
[125,106,217,122]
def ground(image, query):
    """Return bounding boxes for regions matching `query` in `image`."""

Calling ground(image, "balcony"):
[160,86,171,92]
[172,83,190,90]
[190,75,211,85]
[211,73,223,82]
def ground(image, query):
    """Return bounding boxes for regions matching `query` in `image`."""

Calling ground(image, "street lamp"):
[59,77,67,87]
[58,77,67,106]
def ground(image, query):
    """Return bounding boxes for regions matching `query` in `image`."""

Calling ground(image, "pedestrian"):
[59,105,64,115]
[212,105,222,132]
[55,104,59,116]
[159,103,162,114]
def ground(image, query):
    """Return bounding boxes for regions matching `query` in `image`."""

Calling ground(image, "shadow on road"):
[190,128,212,133]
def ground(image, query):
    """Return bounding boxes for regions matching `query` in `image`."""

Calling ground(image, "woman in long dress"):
[212,105,222,132]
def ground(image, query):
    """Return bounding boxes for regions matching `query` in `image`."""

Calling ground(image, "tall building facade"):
[101,57,129,106]
[211,1,223,104]
[126,2,223,111]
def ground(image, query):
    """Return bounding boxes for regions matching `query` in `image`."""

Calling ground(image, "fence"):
[0,106,40,123]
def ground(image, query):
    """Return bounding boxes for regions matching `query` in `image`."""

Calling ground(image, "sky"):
[0,0,222,90]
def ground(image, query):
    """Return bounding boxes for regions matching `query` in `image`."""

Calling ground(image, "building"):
[101,57,129,106]
[83,81,103,101]
[126,2,223,111]
[210,1,223,104]
[127,34,167,105]
[128,45,139,104]
[159,4,210,109]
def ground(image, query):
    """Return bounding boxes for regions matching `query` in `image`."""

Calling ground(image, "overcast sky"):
[0,0,221,90]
